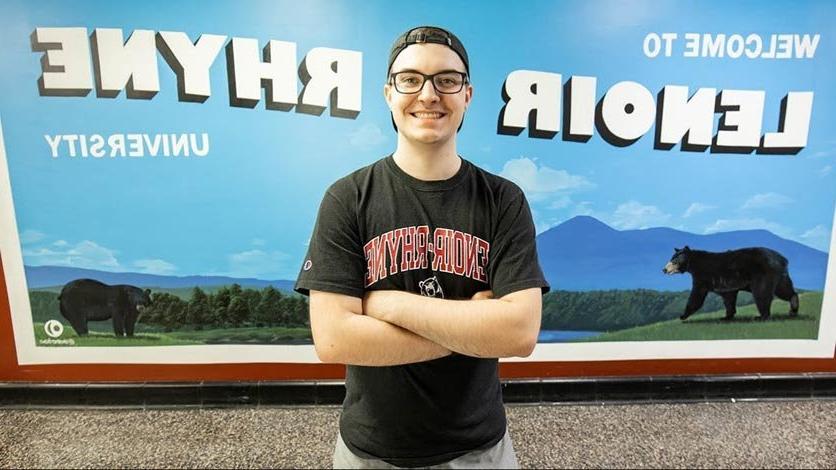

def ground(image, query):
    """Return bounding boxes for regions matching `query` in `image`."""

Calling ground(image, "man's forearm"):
[320,312,451,366]
[309,291,451,366]
[363,289,541,358]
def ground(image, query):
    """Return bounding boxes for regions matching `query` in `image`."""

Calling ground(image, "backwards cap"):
[387,26,469,77]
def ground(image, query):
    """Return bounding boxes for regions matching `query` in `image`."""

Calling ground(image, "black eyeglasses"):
[389,71,468,94]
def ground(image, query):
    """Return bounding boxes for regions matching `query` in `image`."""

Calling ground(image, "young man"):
[295,26,549,469]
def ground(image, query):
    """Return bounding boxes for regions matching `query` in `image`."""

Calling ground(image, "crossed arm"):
[309,288,542,366]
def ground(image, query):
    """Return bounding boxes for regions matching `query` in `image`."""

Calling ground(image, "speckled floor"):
[1,401,834,468]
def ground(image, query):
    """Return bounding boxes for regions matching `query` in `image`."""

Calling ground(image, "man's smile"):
[410,111,446,120]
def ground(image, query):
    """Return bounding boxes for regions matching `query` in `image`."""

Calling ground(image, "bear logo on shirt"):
[419,276,445,299]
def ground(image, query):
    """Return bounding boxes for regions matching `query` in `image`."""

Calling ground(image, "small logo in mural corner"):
[44,319,63,338]
[39,319,74,345]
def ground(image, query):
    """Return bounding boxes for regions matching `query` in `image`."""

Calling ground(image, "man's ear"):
[383,82,393,108]
[384,83,399,131]
[464,83,473,109]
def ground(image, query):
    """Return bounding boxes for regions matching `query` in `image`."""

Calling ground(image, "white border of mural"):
[2,119,835,365]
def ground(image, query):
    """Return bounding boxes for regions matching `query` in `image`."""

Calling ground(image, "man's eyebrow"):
[390,68,467,75]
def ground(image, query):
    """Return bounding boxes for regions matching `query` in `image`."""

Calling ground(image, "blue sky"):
[1,0,834,280]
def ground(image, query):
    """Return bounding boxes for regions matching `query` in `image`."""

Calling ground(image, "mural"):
[0,0,834,364]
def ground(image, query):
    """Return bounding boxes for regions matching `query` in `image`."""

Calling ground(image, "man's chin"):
[402,127,453,144]
[408,133,448,145]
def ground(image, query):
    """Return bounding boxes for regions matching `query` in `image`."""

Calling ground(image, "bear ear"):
[684,245,690,252]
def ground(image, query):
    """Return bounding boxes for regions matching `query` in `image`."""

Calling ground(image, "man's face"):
[385,43,472,146]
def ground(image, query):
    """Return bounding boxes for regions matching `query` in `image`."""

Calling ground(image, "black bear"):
[58,279,152,337]
[663,246,799,321]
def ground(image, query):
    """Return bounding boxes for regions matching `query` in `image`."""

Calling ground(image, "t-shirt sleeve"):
[294,186,366,298]
[488,190,550,299]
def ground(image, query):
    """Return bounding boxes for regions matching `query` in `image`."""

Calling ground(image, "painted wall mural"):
[0,0,834,364]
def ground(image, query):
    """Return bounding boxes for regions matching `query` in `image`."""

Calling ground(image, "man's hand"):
[471,290,494,300]
[362,290,397,322]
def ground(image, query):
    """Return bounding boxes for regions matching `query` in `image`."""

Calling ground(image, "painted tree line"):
[142,285,308,330]
[29,285,309,331]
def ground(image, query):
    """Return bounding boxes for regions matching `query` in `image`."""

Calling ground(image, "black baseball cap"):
[387,26,469,77]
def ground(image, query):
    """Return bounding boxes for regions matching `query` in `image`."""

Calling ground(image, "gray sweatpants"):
[332,429,519,469]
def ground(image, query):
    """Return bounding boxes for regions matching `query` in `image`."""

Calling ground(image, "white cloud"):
[704,218,787,236]
[740,192,793,210]
[251,238,266,246]
[133,259,177,275]
[820,165,832,177]
[682,202,714,218]
[22,240,120,270]
[498,157,593,202]
[610,201,670,230]
[548,195,573,210]
[348,123,387,150]
[802,225,829,239]
[800,225,831,251]
[227,249,291,279]
[810,150,830,158]
[19,229,46,245]
[53,240,68,247]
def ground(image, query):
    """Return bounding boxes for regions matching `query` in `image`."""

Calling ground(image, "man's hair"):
[387,26,470,133]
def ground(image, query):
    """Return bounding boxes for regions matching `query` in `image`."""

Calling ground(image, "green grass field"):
[166,326,312,345]
[579,291,823,342]
[33,322,312,347]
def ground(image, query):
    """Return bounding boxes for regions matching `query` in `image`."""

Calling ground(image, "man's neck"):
[392,136,461,181]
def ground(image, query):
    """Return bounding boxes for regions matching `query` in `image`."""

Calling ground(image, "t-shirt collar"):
[384,154,471,192]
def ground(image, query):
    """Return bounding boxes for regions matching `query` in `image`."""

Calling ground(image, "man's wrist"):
[363,290,400,322]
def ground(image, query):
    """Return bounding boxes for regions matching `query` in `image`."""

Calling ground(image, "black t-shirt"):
[295,155,549,467]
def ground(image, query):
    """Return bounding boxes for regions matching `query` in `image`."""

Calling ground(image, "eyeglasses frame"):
[388,71,470,95]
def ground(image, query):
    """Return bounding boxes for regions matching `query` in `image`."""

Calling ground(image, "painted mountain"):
[536,216,830,291]
[24,265,295,292]
[22,216,829,292]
